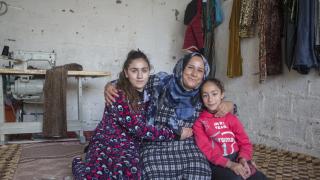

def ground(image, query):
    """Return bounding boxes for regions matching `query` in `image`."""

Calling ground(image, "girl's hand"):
[239,158,251,179]
[214,101,234,117]
[104,83,119,105]
[180,128,193,140]
[227,161,248,179]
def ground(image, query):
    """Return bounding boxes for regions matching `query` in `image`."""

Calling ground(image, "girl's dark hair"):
[117,49,150,110]
[201,78,225,94]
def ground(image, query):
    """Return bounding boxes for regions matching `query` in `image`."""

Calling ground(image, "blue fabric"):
[143,72,171,126]
[214,0,224,26]
[293,0,318,74]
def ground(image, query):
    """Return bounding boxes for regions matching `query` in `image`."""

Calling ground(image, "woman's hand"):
[214,101,234,117]
[104,83,119,105]
[227,160,248,179]
[180,127,193,140]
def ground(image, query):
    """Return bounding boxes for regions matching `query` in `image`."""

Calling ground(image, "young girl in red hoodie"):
[193,78,266,180]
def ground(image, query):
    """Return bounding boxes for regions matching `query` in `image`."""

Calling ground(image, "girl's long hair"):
[116,49,150,111]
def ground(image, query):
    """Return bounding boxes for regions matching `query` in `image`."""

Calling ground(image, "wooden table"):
[0,68,111,144]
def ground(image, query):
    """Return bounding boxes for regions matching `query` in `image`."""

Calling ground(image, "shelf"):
[0,68,111,77]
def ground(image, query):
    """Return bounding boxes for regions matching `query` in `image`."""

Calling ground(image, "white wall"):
[215,0,320,158]
[0,0,188,128]
[0,0,319,157]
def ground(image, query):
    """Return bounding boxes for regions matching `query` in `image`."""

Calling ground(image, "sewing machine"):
[0,51,56,122]
[0,50,111,144]
[10,51,55,102]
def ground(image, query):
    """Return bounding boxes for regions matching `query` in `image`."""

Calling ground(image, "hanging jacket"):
[183,0,204,52]
[283,0,298,71]
[293,0,318,74]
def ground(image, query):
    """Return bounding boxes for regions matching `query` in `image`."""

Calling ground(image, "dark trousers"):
[211,153,267,180]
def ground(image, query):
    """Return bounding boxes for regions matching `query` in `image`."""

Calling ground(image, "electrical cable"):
[0,1,8,16]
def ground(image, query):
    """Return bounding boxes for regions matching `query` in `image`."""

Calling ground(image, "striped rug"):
[253,144,320,180]
[0,144,22,180]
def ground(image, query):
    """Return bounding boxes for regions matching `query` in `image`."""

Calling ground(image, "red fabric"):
[193,111,253,167]
[183,0,204,51]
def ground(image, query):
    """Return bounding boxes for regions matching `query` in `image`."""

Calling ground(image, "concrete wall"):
[0,0,189,128]
[0,0,319,157]
[215,0,320,158]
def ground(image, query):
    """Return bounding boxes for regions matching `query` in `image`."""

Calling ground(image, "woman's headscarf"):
[161,52,210,130]
[173,52,210,88]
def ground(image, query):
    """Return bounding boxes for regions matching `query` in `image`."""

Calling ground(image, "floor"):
[12,141,85,180]
[2,141,320,180]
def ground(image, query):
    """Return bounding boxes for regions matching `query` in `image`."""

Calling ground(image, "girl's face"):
[125,58,150,91]
[201,82,224,113]
[182,56,205,90]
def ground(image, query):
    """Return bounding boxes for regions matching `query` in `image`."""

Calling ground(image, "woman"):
[106,52,235,179]
[72,50,192,180]
[141,52,213,179]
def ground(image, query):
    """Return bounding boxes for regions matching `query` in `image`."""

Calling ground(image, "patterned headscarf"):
[173,52,210,87]
[161,52,210,129]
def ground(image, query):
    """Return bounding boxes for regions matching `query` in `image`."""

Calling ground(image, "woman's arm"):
[215,101,237,117]
[104,72,170,105]
[109,91,176,141]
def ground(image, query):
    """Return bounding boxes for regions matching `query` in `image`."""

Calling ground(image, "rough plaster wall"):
[0,0,319,157]
[0,0,188,128]
[215,0,320,158]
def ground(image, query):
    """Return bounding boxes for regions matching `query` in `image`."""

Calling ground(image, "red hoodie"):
[193,111,253,167]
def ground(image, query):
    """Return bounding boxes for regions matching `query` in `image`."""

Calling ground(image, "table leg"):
[77,77,85,144]
[0,76,7,144]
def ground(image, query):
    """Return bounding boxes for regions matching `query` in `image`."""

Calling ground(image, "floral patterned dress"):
[72,90,175,180]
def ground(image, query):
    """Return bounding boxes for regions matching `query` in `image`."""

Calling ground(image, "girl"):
[72,50,192,180]
[193,78,267,180]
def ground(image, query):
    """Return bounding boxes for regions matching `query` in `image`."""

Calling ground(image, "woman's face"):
[182,56,205,90]
[125,58,150,91]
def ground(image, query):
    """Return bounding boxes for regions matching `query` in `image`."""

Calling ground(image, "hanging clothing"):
[183,0,204,52]
[293,0,318,74]
[43,63,82,137]
[203,0,223,77]
[316,0,320,61]
[227,0,243,78]
[239,0,258,38]
[213,0,224,27]
[184,0,197,25]
[204,31,216,77]
[258,0,282,83]
[283,0,298,71]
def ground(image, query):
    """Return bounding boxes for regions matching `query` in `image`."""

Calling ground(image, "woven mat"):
[253,144,320,180]
[0,144,22,180]
[13,141,85,180]
[1,143,319,180]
